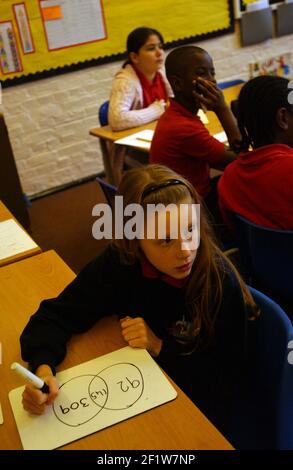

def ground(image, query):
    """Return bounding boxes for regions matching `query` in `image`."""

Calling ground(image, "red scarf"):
[134,66,168,107]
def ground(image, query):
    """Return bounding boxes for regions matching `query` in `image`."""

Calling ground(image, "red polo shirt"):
[218,144,293,230]
[150,99,225,198]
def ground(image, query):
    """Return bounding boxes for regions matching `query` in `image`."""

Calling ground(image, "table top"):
[0,250,233,450]
[0,200,41,267]
[89,84,243,143]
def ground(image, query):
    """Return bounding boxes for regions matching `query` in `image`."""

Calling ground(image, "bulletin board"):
[0,0,234,87]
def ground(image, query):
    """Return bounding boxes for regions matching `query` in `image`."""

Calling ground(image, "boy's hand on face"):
[192,77,227,113]
[120,316,163,357]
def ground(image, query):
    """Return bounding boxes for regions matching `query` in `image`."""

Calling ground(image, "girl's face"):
[130,34,164,76]
[139,196,199,279]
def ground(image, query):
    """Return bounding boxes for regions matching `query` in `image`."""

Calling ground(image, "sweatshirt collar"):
[169,98,200,119]
[140,254,188,288]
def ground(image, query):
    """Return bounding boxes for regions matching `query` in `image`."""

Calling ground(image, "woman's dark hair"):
[123,27,164,67]
[237,75,292,149]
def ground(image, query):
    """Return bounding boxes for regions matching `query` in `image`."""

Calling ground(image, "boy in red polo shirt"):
[150,45,241,223]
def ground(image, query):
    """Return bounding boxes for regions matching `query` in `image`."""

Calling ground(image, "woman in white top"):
[108,27,172,131]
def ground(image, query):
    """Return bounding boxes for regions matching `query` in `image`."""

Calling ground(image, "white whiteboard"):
[9,347,177,450]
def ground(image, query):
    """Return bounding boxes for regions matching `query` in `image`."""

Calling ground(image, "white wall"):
[2,23,293,196]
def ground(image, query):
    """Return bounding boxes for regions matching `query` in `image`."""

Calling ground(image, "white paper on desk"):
[0,219,37,260]
[213,131,228,144]
[197,109,209,124]
[115,129,154,150]
[9,346,177,450]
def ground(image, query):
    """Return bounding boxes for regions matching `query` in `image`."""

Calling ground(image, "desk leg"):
[99,139,115,185]
[110,144,126,187]
[99,140,126,186]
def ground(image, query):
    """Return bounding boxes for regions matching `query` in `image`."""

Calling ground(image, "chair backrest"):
[230,287,293,449]
[96,176,117,207]
[233,213,293,303]
[218,79,244,90]
[98,101,109,126]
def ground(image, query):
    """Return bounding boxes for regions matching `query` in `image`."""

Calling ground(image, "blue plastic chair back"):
[218,79,244,90]
[230,287,293,449]
[96,176,117,207]
[233,213,293,303]
[98,101,109,126]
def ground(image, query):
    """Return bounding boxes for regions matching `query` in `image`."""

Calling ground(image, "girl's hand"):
[192,77,226,113]
[120,316,163,357]
[21,365,59,415]
[152,99,166,113]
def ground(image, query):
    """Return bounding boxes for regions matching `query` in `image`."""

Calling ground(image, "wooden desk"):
[0,200,14,222]
[0,200,41,267]
[90,84,243,185]
[0,250,233,450]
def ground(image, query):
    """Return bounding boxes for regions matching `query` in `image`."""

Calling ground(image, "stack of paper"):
[115,129,154,150]
[213,131,228,144]
[0,219,38,260]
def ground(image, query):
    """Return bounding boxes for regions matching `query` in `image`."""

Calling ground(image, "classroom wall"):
[2,23,293,197]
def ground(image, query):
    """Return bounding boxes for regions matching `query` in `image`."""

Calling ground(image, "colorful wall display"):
[0,0,233,85]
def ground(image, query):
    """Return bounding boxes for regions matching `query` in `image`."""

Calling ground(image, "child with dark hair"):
[108,27,172,130]
[20,164,258,439]
[218,75,293,230]
[150,45,241,221]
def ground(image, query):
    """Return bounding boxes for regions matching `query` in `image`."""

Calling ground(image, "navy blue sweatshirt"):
[20,245,248,437]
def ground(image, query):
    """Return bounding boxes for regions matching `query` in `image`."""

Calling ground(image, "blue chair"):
[230,287,293,449]
[233,214,293,306]
[98,100,109,126]
[96,176,117,207]
[218,79,244,90]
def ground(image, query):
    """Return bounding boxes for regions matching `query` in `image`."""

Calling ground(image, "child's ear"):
[129,51,139,65]
[276,107,290,130]
[171,75,183,92]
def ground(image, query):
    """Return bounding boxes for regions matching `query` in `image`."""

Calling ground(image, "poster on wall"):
[13,3,35,54]
[0,21,22,74]
[39,0,107,50]
[0,0,234,85]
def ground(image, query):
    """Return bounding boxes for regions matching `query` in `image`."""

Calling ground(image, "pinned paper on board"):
[40,0,106,51]
[13,3,35,54]
[9,347,177,450]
